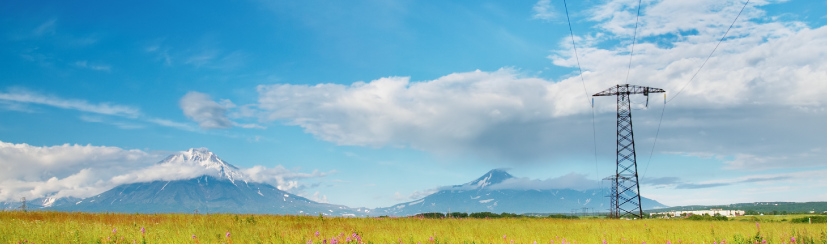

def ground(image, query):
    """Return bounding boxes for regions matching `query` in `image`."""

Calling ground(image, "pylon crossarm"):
[592,84,666,97]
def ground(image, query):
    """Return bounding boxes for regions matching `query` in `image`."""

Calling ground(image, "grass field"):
[2,212,826,244]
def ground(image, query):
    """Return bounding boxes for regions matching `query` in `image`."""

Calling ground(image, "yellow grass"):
[1,211,825,244]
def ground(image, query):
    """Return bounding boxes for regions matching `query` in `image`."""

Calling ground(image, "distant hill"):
[373,169,668,216]
[649,202,827,214]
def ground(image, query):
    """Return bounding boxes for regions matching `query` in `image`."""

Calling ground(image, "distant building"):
[650,209,745,218]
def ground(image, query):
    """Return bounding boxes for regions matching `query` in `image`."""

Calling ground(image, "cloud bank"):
[0,141,330,202]
[245,0,827,167]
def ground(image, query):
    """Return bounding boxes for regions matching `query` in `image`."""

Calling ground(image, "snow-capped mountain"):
[374,169,668,216]
[457,169,514,189]
[8,148,365,216]
[158,148,244,183]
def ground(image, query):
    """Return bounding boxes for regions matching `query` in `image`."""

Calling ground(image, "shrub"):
[686,214,728,221]
[790,216,827,223]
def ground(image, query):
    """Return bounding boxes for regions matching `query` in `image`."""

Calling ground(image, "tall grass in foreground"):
[1,211,826,244]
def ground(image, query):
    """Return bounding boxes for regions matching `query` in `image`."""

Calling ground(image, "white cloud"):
[0,141,331,202]
[0,141,162,201]
[532,0,556,20]
[241,166,334,192]
[179,91,265,130]
[310,191,329,203]
[0,88,140,118]
[146,118,197,131]
[722,152,827,171]
[252,0,827,165]
[489,173,599,191]
[179,91,233,129]
[0,89,205,132]
[79,115,144,129]
[256,69,590,158]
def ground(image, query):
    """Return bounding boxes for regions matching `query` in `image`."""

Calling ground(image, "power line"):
[642,0,750,179]
[623,0,643,85]
[667,0,750,104]
[562,0,600,191]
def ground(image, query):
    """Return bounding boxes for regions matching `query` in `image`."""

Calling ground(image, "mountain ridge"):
[3,152,668,216]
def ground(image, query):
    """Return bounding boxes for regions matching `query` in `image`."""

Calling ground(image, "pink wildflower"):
[226,232,231,238]
[141,227,145,234]
[192,235,196,239]
[316,231,320,237]
[791,237,796,243]
[603,240,607,244]
[113,228,117,234]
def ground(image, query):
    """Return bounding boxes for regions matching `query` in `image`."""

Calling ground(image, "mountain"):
[8,148,367,216]
[372,169,668,216]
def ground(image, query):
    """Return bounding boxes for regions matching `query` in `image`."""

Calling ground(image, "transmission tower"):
[20,197,27,212]
[602,176,618,218]
[593,84,665,219]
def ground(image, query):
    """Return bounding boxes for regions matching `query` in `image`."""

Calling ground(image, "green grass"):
[2,211,826,244]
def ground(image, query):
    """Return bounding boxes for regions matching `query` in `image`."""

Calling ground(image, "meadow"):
[2,211,826,244]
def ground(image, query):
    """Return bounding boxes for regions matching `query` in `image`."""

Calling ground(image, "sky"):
[0,0,826,209]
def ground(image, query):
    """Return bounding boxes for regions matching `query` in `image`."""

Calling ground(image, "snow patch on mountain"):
[477,174,493,188]
[41,197,56,207]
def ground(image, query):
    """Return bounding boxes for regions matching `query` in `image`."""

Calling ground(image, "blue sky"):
[1,0,826,209]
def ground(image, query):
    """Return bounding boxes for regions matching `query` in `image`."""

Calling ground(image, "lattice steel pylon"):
[594,84,665,219]
[602,176,618,218]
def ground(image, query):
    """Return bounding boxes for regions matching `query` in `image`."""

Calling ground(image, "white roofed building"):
[650,209,745,218]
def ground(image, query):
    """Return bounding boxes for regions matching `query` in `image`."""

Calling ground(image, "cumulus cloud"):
[0,141,331,202]
[0,141,162,201]
[251,0,827,166]
[257,69,595,160]
[179,92,233,129]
